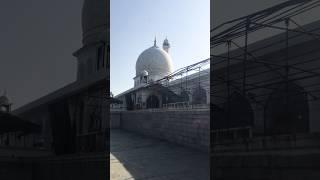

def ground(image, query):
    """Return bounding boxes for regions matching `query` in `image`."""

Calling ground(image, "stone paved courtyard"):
[110,129,209,180]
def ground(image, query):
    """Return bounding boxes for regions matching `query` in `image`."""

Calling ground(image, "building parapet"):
[212,132,320,153]
[111,102,209,112]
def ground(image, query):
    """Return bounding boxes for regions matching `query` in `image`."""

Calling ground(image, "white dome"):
[136,45,173,81]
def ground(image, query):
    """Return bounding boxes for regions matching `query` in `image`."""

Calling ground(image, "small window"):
[97,46,105,70]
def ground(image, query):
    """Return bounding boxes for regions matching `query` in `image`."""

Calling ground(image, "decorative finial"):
[154,36,157,47]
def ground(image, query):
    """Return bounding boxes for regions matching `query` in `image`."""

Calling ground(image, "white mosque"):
[114,38,210,110]
[134,38,173,87]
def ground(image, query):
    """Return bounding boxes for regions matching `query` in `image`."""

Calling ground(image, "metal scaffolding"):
[110,57,210,111]
[211,0,320,139]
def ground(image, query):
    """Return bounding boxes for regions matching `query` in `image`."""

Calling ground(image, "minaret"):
[154,36,157,47]
[74,0,107,81]
[163,37,170,53]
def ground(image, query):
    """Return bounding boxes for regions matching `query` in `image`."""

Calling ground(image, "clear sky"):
[110,0,210,95]
[0,0,82,109]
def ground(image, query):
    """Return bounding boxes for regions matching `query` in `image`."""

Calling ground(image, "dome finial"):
[154,36,157,47]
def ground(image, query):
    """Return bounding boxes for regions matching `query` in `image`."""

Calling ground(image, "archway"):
[192,86,207,104]
[211,104,225,130]
[125,94,134,110]
[265,83,309,134]
[224,92,254,129]
[146,95,160,109]
[180,90,189,102]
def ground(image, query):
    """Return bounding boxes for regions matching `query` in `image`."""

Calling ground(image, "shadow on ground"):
[110,129,209,180]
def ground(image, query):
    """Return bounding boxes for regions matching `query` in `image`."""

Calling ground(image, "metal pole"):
[227,41,231,127]
[243,18,250,96]
[285,18,290,131]
[185,69,188,92]
[198,67,201,88]
[198,67,201,103]
[263,105,266,137]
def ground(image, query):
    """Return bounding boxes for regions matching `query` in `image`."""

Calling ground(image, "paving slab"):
[110,129,209,180]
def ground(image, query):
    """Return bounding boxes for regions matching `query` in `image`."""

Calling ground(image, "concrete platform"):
[110,129,209,180]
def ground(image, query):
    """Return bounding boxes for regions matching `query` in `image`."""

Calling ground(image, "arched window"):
[146,95,160,109]
[265,83,309,134]
[223,92,254,128]
[211,104,225,130]
[97,45,105,70]
[125,94,134,110]
[180,90,189,102]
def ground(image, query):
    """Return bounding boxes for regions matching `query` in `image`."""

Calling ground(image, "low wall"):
[212,133,320,180]
[0,153,108,180]
[212,153,320,180]
[110,111,121,129]
[111,109,210,151]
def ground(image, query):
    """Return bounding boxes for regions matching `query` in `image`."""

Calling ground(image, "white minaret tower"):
[163,37,170,53]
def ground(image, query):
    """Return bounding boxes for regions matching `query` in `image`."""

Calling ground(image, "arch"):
[265,83,309,134]
[192,86,207,104]
[223,92,254,128]
[146,95,160,109]
[211,104,225,130]
[125,94,134,110]
[180,90,189,102]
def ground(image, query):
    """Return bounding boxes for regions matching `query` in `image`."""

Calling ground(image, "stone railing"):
[212,126,253,144]
[212,130,320,153]
[110,102,210,112]
[162,102,209,109]
[110,105,126,112]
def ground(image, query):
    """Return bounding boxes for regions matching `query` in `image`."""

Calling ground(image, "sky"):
[3,0,319,108]
[110,0,210,95]
[0,0,83,109]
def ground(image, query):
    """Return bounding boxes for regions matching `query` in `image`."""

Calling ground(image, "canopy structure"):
[211,0,318,47]
[211,0,320,135]
[0,112,40,134]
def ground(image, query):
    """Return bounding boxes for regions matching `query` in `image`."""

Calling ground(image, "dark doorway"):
[146,95,160,108]
[224,92,254,129]
[265,83,309,134]
[180,90,189,102]
[125,93,134,110]
[192,86,207,104]
[49,100,76,155]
